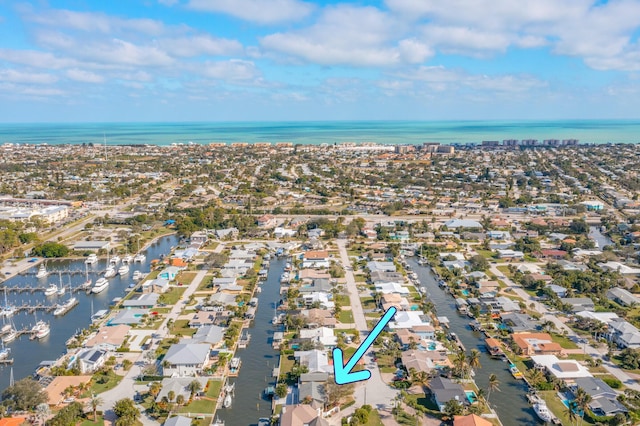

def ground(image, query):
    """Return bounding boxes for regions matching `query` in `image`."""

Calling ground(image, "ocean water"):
[1,120,639,145]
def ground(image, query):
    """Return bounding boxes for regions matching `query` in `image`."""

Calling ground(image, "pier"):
[0,285,94,295]
[2,303,61,314]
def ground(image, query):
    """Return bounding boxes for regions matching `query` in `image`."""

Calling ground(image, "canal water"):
[216,258,283,426]
[589,226,614,249]
[409,259,539,426]
[0,234,179,391]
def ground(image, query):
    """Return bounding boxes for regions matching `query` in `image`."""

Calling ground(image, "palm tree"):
[89,394,103,421]
[486,374,500,404]
[526,368,546,388]
[454,350,468,379]
[188,379,203,397]
[149,382,162,399]
[541,320,556,333]
[468,349,481,372]
[566,404,578,425]
[574,387,592,426]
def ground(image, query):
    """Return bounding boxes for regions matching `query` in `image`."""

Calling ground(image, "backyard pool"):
[461,289,470,296]
[465,390,478,404]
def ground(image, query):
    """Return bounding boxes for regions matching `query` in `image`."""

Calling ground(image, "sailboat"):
[30,312,50,340]
[1,289,16,318]
[56,272,66,296]
[36,263,49,279]
[134,239,146,263]
[2,318,17,343]
[0,343,10,360]
[44,283,58,297]
[82,263,92,289]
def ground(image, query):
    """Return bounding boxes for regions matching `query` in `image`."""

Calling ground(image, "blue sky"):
[1,0,640,122]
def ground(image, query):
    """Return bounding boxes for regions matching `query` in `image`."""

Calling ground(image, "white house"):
[302,251,331,268]
[75,348,108,374]
[162,343,210,377]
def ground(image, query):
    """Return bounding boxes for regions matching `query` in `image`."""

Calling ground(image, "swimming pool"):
[461,289,470,296]
[561,398,583,416]
[465,390,478,404]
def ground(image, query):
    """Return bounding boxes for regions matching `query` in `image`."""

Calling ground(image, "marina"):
[0,234,178,391]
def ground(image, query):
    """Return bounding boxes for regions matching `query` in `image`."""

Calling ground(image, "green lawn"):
[476,250,496,259]
[160,287,187,305]
[196,274,215,291]
[80,418,105,426]
[550,333,579,349]
[178,271,198,285]
[172,319,197,336]
[206,380,223,399]
[355,275,367,283]
[539,390,581,426]
[496,265,512,277]
[334,294,350,305]
[338,310,354,324]
[361,296,376,309]
[90,371,123,395]
[364,410,384,426]
[177,398,216,414]
[279,355,295,383]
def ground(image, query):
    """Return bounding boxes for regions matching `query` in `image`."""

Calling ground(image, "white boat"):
[133,253,146,263]
[54,296,78,317]
[118,265,130,275]
[56,272,65,296]
[223,393,232,408]
[36,264,48,279]
[92,278,109,294]
[82,264,92,289]
[31,320,50,339]
[85,254,98,265]
[0,345,10,360]
[110,255,121,265]
[1,289,16,318]
[122,255,133,264]
[104,266,116,278]
[533,401,553,423]
[44,284,58,297]
[2,328,17,344]
[132,270,143,281]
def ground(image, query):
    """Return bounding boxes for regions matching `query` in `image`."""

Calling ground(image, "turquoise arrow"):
[333,306,397,385]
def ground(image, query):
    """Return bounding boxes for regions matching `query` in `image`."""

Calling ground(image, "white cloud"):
[187,0,315,24]
[0,49,76,69]
[159,35,243,57]
[260,5,431,67]
[0,69,58,84]
[198,59,261,80]
[66,69,105,83]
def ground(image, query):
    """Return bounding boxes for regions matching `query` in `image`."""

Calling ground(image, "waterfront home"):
[190,231,208,245]
[294,350,333,374]
[511,332,563,356]
[598,261,640,275]
[207,293,237,308]
[109,308,148,325]
[300,308,337,328]
[428,376,468,412]
[75,348,108,373]
[163,416,192,426]
[401,350,435,374]
[299,269,331,282]
[571,377,628,417]
[395,329,421,350]
[189,311,226,328]
[302,251,331,268]
[84,324,131,351]
[530,355,592,381]
[560,297,595,312]
[453,414,493,426]
[500,313,538,332]
[300,372,329,383]
[374,282,410,295]
[162,343,210,377]
[606,287,640,307]
[156,377,209,404]
[279,404,328,426]
[298,382,327,410]
[299,327,337,349]
[381,293,410,311]
[180,325,225,347]
[300,292,334,309]
[215,227,239,239]
[388,311,432,331]
[366,260,396,273]
[123,293,159,309]
[159,266,182,281]
[44,376,92,406]
[370,270,404,284]
[299,278,332,293]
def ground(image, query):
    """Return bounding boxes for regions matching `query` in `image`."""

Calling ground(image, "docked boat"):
[133,253,146,263]
[1,289,16,318]
[533,401,553,423]
[132,270,143,281]
[36,264,48,279]
[118,264,130,275]
[110,255,121,265]
[2,328,16,344]
[229,357,241,375]
[31,320,50,339]
[92,278,109,294]
[122,255,133,264]
[104,266,116,278]
[509,363,524,379]
[91,309,109,323]
[44,284,58,297]
[85,253,98,265]
[54,296,78,317]
[0,345,10,360]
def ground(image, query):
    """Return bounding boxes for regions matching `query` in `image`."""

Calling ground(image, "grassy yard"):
[279,355,295,383]
[539,390,579,426]
[160,287,187,305]
[80,419,105,426]
[338,310,354,324]
[550,333,579,349]
[178,271,198,285]
[177,398,216,414]
[90,371,123,395]
[335,294,350,305]
[206,380,223,398]
[172,319,197,337]
[196,274,215,292]
[361,296,376,309]
[355,275,367,283]
[496,265,512,277]
[364,410,384,426]
[476,250,497,259]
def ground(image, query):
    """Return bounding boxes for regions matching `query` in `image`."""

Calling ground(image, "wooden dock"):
[0,285,91,295]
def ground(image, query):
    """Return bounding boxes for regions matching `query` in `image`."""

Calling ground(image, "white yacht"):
[132,270,143,281]
[533,402,553,423]
[110,255,121,265]
[31,320,50,339]
[54,295,78,317]
[85,254,98,265]
[36,264,48,279]
[0,345,10,360]
[44,284,58,297]
[1,290,16,318]
[2,327,17,344]
[118,264,130,276]
[133,253,146,263]
[92,278,109,294]
[104,266,116,278]
[122,255,133,264]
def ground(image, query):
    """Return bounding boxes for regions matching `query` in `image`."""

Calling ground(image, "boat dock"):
[0,285,93,295]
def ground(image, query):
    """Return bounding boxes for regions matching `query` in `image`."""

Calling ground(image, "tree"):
[469,255,489,271]
[31,242,70,258]
[176,394,185,406]
[443,399,464,418]
[486,374,500,404]
[113,398,140,426]
[1,377,48,411]
[468,349,481,371]
[89,394,103,421]
[188,380,202,396]
[275,383,288,398]
[47,401,83,426]
[573,387,592,426]
[149,382,162,399]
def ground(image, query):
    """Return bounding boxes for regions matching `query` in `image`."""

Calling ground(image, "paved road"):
[488,264,640,391]
[336,240,398,415]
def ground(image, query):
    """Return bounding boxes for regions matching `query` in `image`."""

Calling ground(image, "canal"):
[0,234,179,391]
[409,258,539,426]
[216,258,284,426]
[589,225,614,249]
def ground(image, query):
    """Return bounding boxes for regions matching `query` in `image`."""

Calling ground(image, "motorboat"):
[31,320,50,339]
[104,266,116,278]
[509,363,524,379]
[132,270,143,281]
[1,289,16,318]
[533,401,553,423]
[57,284,65,296]
[223,393,232,408]
[44,284,58,297]
[0,345,10,360]
[133,253,146,263]
[85,254,98,265]
[92,278,109,294]
[36,264,48,279]
[54,296,78,317]
[118,264,130,275]
[2,327,17,344]
[110,255,121,265]
[122,255,133,264]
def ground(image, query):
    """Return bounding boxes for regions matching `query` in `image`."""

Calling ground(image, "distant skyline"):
[1,1,640,122]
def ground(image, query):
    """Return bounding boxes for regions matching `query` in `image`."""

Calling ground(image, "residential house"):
[215,227,239,239]
[366,261,397,273]
[607,287,640,307]
[294,350,333,374]
[444,219,482,229]
[299,327,337,349]
[84,324,131,351]
[298,382,326,410]
[257,214,277,229]
[561,297,595,312]
[122,293,159,309]
[159,266,182,281]
[190,231,208,245]
[530,355,592,380]
[279,404,328,426]
[453,414,493,426]
[429,376,468,412]
[380,293,410,311]
[609,319,640,349]
[180,325,225,347]
[401,350,435,374]
[75,348,107,374]
[388,311,432,333]
[512,333,563,356]
[302,251,331,269]
[395,329,421,350]
[301,308,337,328]
[163,416,192,426]
[501,313,538,332]
[496,249,524,259]
[571,377,628,417]
[274,227,297,238]
[162,343,210,377]
[156,377,209,404]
